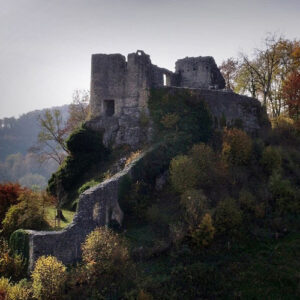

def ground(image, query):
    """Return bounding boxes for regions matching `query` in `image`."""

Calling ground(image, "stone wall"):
[179,87,269,133]
[26,150,149,271]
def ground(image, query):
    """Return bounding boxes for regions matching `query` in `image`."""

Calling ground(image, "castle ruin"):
[25,50,268,270]
[87,50,265,149]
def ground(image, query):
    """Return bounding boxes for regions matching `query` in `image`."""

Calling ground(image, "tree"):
[222,128,252,166]
[0,183,25,228]
[237,34,300,116]
[31,90,90,167]
[240,35,282,110]
[235,61,259,98]
[67,89,90,132]
[1,190,49,237]
[282,71,300,120]
[31,109,70,166]
[219,58,238,90]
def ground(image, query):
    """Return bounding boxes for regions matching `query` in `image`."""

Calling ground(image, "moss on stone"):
[9,229,29,266]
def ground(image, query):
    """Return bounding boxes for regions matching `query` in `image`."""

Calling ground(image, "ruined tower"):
[88,50,173,148]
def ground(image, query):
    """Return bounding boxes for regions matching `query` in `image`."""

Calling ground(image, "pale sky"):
[0,0,299,119]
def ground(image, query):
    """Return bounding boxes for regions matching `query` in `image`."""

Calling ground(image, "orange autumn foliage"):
[0,183,27,226]
[283,71,300,120]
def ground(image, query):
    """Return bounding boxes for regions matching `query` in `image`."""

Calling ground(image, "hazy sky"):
[0,0,299,119]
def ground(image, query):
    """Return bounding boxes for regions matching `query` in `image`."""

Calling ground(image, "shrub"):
[170,155,199,194]
[0,277,30,300]
[252,138,265,161]
[238,190,256,213]
[0,238,25,281]
[119,179,152,218]
[78,179,99,194]
[137,290,153,300]
[0,183,26,228]
[2,191,48,237]
[222,128,252,166]
[255,202,266,219]
[160,113,180,129]
[189,143,215,188]
[7,280,31,300]
[81,227,130,285]
[271,115,294,129]
[215,198,242,235]
[180,189,208,228]
[191,213,215,247]
[0,277,10,300]
[260,146,282,174]
[268,172,298,215]
[9,229,29,265]
[169,221,187,246]
[31,256,66,300]
[146,204,169,227]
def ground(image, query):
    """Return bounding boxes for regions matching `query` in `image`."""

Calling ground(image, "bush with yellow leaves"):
[260,146,282,174]
[169,155,199,194]
[2,190,48,237]
[180,189,208,228]
[222,128,252,166]
[0,277,31,300]
[81,227,131,284]
[215,197,243,235]
[189,143,215,188]
[31,255,66,300]
[191,213,215,247]
[0,238,25,281]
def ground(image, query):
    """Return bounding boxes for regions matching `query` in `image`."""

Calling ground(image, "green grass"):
[44,206,75,230]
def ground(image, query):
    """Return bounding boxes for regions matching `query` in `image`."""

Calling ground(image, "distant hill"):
[0,105,69,160]
[0,105,69,188]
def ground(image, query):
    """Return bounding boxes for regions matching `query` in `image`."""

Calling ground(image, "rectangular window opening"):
[163,74,167,86]
[104,100,115,116]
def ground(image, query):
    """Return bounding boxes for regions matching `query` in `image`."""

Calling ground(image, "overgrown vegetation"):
[47,124,109,208]
[148,88,213,155]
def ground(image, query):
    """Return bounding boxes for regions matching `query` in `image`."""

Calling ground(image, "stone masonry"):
[87,50,265,149]
[175,56,225,89]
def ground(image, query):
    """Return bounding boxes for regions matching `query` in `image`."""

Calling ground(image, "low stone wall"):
[26,151,148,271]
